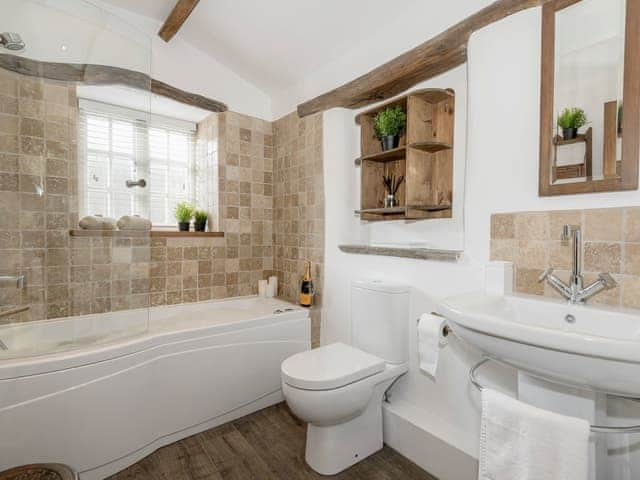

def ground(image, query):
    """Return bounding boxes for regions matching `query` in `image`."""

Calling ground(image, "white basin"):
[440,292,640,397]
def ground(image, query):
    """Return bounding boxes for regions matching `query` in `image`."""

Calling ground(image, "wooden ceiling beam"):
[297,0,555,117]
[0,53,227,114]
[158,0,200,42]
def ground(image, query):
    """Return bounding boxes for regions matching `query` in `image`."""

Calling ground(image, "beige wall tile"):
[515,268,544,295]
[515,212,550,240]
[584,208,623,241]
[622,276,640,309]
[583,242,621,273]
[624,243,640,276]
[490,214,515,239]
[624,207,640,242]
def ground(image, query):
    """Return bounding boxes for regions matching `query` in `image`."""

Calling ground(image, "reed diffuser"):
[382,174,404,208]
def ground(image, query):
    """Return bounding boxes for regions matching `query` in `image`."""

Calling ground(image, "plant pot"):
[562,127,578,140]
[194,221,207,232]
[380,135,400,151]
[178,222,190,232]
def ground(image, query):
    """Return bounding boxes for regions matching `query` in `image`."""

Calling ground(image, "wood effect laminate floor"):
[108,403,437,480]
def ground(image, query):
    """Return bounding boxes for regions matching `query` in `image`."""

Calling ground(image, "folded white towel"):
[417,313,447,377]
[117,215,152,231]
[79,215,116,230]
[480,388,590,480]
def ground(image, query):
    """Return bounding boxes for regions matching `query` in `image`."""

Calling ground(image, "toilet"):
[281,280,409,475]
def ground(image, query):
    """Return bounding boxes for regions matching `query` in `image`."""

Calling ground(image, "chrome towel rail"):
[469,357,640,434]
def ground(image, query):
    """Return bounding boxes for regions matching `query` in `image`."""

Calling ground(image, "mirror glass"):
[552,0,626,184]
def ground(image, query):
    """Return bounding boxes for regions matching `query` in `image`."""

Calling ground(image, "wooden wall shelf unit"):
[552,127,593,181]
[355,88,455,221]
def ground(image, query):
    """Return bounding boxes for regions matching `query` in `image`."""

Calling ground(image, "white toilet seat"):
[281,342,385,391]
[280,343,408,475]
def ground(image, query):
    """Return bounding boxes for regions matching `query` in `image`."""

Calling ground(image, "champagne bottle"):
[299,261,314,307]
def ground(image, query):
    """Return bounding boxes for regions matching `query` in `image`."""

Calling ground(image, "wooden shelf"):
[339,244,462,262]
[355,141,452,165]
[358,146,406,163]
[409,141,452,153]
[357,88,455,221]
[69,230,224,238]
[355,204,452,215]
[554,134,588,146]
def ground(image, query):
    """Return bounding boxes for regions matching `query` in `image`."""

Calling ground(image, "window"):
[79,100,196,227]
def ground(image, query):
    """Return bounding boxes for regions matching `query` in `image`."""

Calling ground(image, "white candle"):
[258,280,268,297]
[268,276,278,298]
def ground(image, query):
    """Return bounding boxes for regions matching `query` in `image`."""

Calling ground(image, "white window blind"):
[79,100,196,227]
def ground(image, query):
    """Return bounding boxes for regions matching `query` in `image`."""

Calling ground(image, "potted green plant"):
[557,107,587,140]
[374,105,407,151]
[194,210,208,232]
[174,202,194,231]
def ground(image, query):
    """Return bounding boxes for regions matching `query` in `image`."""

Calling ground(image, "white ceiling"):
[100,0,419,95]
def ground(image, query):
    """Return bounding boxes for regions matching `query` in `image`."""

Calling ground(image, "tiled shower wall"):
[0,68,325,346]
[217,111,275,297]
[273,112,324,345]
[491,207,640,308]
[0,69,79,321]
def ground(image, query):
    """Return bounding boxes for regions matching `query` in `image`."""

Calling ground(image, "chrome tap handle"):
[598,273,617,289]
[561,224,581,241]
[538,268,554,283]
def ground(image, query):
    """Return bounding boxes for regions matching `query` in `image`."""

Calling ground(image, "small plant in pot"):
[174,202,194,231]
[557,107,587,140]
[374,105,406,151]
[194,210,208,232]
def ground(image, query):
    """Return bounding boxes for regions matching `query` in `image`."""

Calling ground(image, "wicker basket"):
[0,464,76,480]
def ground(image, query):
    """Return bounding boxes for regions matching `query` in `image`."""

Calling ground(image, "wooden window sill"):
[69,230,224,238]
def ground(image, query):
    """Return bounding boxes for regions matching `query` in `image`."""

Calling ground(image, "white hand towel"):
[480,388,590,480]
[79,215,116,230]
[117,215,152,231]
[417,313,447,377]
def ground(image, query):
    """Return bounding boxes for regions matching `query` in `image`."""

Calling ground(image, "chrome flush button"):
[565,314,576,324]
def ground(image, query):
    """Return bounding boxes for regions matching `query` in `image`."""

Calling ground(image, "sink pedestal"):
[518,372,607,480]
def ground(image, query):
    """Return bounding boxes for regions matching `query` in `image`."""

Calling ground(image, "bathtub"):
[0,296,310,479]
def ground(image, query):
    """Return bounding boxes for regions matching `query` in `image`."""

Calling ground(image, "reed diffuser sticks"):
[382,174,404,196]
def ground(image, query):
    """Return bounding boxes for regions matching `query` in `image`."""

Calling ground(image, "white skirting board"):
[382,403,478,480]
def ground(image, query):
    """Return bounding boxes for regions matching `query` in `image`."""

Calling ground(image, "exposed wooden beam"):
[297,0,555,117]
[158,0,200,42]
[151,79,227,113]
[0,53,227,113]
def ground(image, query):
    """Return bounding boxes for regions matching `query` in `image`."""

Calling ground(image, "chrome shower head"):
[0,33,25,52]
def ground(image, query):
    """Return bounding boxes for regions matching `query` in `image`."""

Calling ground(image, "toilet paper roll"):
[417,313,448,377]
[258,280,268,297]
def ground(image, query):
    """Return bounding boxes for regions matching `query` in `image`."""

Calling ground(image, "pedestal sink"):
[440,292,640,397]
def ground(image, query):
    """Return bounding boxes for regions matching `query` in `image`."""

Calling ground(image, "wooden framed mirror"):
[539,0,640,196]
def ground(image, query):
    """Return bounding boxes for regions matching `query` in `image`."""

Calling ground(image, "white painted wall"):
[270,0,495,119]
[2,0,272,120]
[322,5,640,468]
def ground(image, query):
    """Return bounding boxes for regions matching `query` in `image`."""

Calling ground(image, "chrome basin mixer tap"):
[538,224,617,304]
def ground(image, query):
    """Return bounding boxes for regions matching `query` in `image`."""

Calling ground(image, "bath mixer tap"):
[538,224,617,304]
[0,275,24,289]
